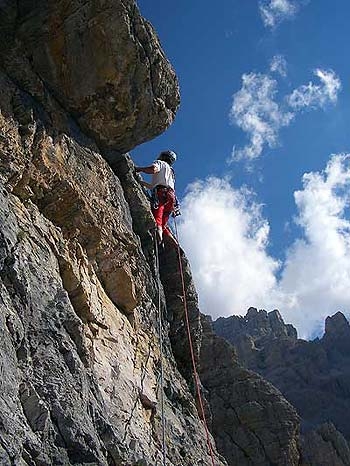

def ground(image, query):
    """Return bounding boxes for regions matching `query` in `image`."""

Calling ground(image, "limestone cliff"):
[0,1,316,465]
[0,1,220,464]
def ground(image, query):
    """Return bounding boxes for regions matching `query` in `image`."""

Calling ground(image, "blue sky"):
[133,0,350,338]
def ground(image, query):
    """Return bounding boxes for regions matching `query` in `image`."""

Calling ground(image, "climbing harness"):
[154,232,167,466]
[151,185,174,211]
[173,217,216,466]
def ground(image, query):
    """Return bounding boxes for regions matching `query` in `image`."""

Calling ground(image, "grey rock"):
[200,316,300,466]
[214,308,350,444]
[159,245,203,381]
[323,311,350,355]
[0,7,223,462]
[301,423,350,466]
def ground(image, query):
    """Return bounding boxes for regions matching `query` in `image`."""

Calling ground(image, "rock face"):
[214,307,297,367]
[214,309,350,447]
[300,423,350,466]
[0,1,221,464]
[199,316,300,466]
[0,94,224,464]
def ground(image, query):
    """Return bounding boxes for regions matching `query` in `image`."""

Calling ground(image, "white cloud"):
[279,154,350,337]
[178,155,350,339]
[259,0,297,28]
[230,68,341,162]
[229,73,294,161]
[177,177,280,316]
[287,69,341,110]
[270,54,287,77]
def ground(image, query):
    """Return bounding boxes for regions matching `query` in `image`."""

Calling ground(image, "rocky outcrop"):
[214,309,350,445]
[199,316,300,466]
[301,423,350,466]
[0,0,179,152]
[322,311,350,355]
[214,307,297,367]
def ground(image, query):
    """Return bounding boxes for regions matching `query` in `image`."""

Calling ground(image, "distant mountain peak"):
[213,308,350,445]
[215,307,298,342]
[324,311,350,337]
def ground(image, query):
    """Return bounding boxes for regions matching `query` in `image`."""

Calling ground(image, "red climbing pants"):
[152,186,175,237]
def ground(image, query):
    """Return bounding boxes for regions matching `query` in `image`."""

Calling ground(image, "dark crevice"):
[0,437,12,463]
[225,430,252,462]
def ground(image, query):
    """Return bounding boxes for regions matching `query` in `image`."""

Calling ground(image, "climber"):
[135,150,180,248]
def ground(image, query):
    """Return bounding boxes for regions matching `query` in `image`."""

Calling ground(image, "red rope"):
[173,218,216,466]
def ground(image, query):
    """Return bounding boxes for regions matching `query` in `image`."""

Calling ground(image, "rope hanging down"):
[173,218,216,466]
[154,233,167,466]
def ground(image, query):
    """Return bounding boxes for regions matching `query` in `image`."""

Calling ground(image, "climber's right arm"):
[135,164,159,175]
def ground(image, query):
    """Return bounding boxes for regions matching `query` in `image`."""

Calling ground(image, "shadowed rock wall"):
[214,309,350,464]
[159,249,301,466]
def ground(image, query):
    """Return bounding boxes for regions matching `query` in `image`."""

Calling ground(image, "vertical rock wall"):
[0,77,225,465]
[0,1,224,464]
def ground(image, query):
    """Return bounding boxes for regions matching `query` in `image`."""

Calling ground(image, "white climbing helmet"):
[159,150,177,164]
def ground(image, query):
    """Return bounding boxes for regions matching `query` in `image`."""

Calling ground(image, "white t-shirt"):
[151,160,175,190]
